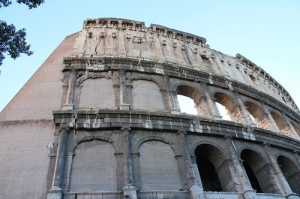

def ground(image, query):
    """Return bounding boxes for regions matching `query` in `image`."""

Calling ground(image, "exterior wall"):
[139,141,181,191]
[78,19,298,112]
[131,80,165,111]
[0,33,78,121]
[69,140,117,192]
[0,33,78,199]
[0,121,54,199]
[1,18,300,199]
[79,78,115,109]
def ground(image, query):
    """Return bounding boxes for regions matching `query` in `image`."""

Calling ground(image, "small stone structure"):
[0,18,300,199]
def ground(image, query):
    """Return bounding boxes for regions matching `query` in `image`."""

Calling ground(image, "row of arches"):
[177,85,300,138]
[67,139,182,192]
[78,78,166,111]
[195,144,300,195]
[63,136,300,196]
[76,77,300,138]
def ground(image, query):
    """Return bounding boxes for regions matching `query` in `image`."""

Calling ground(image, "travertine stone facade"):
[0,18,300,199]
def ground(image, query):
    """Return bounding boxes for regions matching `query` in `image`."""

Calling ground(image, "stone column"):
[163,76,181,114]
[263,144,298,198]
[63,70,76,110]
[122,127,137,199]
[47,128,69,199]
[262,104,281,133]
[170,90,181,114]
[160,88,171,112]
[293,151,300,167]
[283,113,299,138]
[178,131,205,199]
[203,86,222,120]
[119,70,130,110]
[234,93,256,127]
[225,137,257,199]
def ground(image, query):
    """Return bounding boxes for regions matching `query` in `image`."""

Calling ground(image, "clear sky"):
[0,0,300,112]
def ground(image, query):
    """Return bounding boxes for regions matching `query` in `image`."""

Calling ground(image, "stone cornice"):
[81,18,296,113]
[84,18,145,30]
[149,24,206,44]
[83,18,206,45]
[52,109,300,153]
[62,56,300,121]
[236,53,294,107]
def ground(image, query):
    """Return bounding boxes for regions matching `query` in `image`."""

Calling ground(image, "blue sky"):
[0,0,300,112]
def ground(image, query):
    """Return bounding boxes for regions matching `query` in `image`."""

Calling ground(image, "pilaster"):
[47,128,69,199]
[263,143,294,196]
[283,113,299,138]
[170,90,181,114]
[119,70,130,110]
[234,93,256,127]
[63,69,76,110]
[225,137,257,199]
[122,127,137,199]
[262,104,281,133]
[178,131,205,199]
[204,85,222,120]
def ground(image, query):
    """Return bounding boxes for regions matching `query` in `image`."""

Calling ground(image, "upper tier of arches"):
[71,71,300,140]
[70,18,298,112]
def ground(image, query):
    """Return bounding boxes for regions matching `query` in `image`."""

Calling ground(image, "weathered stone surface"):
[1,18,300,199]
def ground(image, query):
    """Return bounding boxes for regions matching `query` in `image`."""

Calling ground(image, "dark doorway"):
[196,156,222,191]
[277,155,300,194]
[195,144,235,192]
[241,149,278,194]
[242,161,263,193]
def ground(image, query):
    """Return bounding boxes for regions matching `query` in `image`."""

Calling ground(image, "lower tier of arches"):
[48,110,300,199]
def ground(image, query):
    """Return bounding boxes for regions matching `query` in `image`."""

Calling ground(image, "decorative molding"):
[52,109,300,154]
[62,56,300,121]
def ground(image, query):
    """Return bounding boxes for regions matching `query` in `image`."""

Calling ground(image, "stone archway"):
[213,92,239,122]
[271,111,293,137]
[241,149,278,194]
[139,140,182,191]
[195,144,235,192]
[69,140,118,192]
[176,85,208,116]
[245,101,271,130]
[277,155,300,194]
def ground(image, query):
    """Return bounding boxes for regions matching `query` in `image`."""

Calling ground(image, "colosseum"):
[0,18,300,199]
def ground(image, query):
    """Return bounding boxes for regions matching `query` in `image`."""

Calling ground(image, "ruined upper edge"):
[84,18,207,45]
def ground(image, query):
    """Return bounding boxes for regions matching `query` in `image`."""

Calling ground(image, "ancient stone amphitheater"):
[0,18,300,199]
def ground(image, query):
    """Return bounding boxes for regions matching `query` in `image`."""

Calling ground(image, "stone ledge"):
[53,109,300,153]
[62,56,300,122]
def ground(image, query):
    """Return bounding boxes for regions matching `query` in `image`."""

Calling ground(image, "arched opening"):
[277,156,300,194]
[195,144,235,192]
[243,162,263,193]
[69,140,117,192]
[241,149,278,194]
[139,140,181,191]
[177,95,197,115]
[213,92,239,122]
[215,102,231,121]
[271,111,292,136]
[132,80,165,111]
[291,122,300,137]
[79,78,115,109]
[245,102,271,129]
[176,85,208,116]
